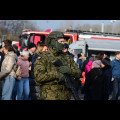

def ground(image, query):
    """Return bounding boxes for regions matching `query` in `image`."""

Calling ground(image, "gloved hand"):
[58,66,71,75]
[56,71,66,82]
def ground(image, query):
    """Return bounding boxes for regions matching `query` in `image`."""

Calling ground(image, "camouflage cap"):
[46,31,65,47]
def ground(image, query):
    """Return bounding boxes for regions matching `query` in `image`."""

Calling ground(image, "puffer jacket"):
[85,61,93,75]
[0,51,17,79]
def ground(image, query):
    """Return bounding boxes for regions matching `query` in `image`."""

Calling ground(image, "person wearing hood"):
[0,45,17,100]
[34,31,81,100]
[84,60,106,100]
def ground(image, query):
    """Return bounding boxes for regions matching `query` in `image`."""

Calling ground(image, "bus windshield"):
[74,49,83,56]
[28,34,46,46]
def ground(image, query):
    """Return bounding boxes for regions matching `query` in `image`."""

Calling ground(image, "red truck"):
[14,30,78,51]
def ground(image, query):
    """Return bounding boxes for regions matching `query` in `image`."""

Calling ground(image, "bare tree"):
[113,23,120,33]
[104,24,112,33]
[65,20,74,29]
[80,24,91,31]
[0,20,42,42]
[74,23,81,30]
[92,24,101,32]
[0,20,40,36]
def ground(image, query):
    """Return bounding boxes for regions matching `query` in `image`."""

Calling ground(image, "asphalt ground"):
[70,89,120,100]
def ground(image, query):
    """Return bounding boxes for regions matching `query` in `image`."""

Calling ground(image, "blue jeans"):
[12,80,18,100]
[17,78,30,100]
[1,76,15,100]
[111,78,120,100]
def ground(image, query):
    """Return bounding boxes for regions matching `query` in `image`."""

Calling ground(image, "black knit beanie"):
[101,57,111,66]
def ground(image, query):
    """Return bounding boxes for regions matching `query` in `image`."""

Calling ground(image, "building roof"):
[86,38,120,52]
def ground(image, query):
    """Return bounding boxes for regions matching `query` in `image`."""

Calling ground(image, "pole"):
[101,22,104,33]
[110,20,117,34]
[24,22,26,29]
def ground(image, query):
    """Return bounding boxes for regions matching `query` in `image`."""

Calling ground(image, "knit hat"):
[28,43,36,49]
[13,44,18,50]
[89,57,94,61]
[101,57,111,66]
[92,60,102,68]
[64,43,69,49]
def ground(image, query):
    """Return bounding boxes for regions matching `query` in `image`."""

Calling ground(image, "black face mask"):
[50,39,64,52]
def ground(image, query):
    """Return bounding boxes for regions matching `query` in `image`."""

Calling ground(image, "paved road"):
[70,89,120,100]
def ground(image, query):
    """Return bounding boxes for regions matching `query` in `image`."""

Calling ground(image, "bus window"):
[29,34,46,46]
[34,36,41,46]
[30,35,34,43]
[74,49,83,56]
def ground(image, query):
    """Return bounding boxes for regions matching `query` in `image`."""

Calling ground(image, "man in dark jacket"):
[28,43,37,79]
[63,43,74,59]
[111,51,120,100]
[101,57,112,100]
[77,54,83,71]
[28,43,37,62]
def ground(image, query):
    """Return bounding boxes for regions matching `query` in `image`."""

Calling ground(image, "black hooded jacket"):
[84,65,112,100]
[84,68,105,100]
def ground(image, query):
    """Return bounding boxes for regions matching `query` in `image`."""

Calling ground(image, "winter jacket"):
[82,57,89,72]
[102,66,113,95]
[17,56,29,78]
[30,53,39,79]
[30,53,41,100]
[84,68,106,100]
[78,59,82,71]
[0,51,17,79]
[111,58,120,78]
[85,61,93,75]
[81,72,85,85]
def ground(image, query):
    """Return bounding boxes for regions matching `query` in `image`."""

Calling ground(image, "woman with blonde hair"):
[30,44,48,100]
[35,44,48,55]
[30,44,48,79]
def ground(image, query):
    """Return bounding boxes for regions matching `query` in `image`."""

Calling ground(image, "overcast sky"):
[31,20,120,31]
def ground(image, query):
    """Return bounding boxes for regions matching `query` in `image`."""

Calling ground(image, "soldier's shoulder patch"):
[37,57,41,60]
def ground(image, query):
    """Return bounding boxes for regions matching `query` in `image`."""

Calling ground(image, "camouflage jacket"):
[34,48,81,84]
[34,48,81,100]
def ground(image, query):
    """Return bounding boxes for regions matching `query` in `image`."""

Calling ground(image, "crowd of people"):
[0,39,48,100]
[0,31,120,100]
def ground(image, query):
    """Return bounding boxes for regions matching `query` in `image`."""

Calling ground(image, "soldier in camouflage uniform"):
[34,31,81,100]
